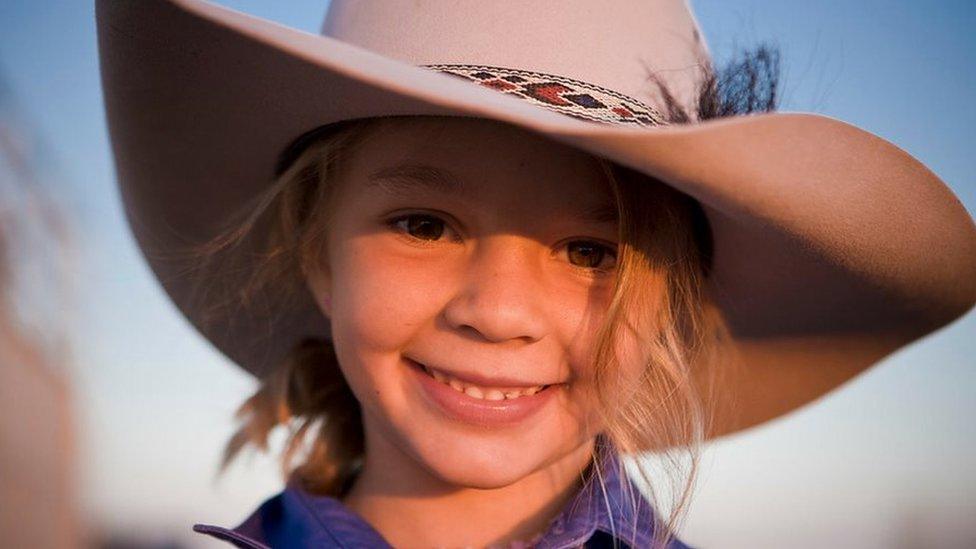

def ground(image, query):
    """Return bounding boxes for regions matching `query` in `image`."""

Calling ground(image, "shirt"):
[193,445,694,548]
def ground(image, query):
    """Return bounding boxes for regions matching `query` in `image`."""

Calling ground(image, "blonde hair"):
[196,43,780,547]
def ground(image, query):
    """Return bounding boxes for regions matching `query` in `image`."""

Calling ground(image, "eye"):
[565,240,617,274]
[387,213,457,243]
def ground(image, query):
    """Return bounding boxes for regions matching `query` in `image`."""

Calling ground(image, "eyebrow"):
[367,163,467,197]
[366,162,619,225]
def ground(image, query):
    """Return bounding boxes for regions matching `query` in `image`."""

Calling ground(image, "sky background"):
[1,1,974,547]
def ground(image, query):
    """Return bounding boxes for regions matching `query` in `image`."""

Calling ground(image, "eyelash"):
[384,212,618,276]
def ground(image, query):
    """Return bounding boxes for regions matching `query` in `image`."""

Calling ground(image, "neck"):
[341,414,596,548]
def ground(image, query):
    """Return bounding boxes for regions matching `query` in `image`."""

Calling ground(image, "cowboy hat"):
[95,0,976,438]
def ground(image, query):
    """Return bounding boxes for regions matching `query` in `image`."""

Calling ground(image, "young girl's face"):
[307,117,625,489]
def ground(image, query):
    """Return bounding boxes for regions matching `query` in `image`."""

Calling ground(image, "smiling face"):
[305,116,626,489]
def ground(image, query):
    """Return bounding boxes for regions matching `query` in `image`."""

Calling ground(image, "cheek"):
[325,234,447,406]
[555,287,629,432]
[328,235,444,351]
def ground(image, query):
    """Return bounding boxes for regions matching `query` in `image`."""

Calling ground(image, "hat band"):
[420,64,668,128]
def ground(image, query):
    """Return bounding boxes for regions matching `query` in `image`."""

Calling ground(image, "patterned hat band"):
[421,64,669,128]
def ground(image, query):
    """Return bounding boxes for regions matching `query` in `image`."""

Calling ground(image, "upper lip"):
[408,357,562,388]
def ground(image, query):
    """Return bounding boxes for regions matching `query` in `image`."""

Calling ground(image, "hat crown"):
[320,0,710,116]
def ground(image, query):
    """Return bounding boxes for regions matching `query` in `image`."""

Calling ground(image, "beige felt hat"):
[96,0,976,436]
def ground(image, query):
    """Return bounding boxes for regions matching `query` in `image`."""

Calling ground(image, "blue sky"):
[1,1,974,547]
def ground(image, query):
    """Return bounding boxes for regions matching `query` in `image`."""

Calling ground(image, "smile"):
[406,358,560,427]
[420,363,550,400]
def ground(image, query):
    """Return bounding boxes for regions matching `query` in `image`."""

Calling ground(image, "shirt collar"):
[193,436,689,548]
[535,438,670,549]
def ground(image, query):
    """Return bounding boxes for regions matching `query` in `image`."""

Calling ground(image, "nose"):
[441,235,549,345]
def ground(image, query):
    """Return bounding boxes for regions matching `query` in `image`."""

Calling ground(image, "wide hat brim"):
[96,0,976,437]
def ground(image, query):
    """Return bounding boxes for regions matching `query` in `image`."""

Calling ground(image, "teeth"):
[421,364,547,400]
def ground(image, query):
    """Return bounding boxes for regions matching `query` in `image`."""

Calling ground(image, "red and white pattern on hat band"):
[420,64,669,128]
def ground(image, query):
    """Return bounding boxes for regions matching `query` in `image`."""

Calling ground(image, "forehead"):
[341,116,617,222]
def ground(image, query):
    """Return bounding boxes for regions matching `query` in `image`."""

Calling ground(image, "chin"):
[413,435,556,489]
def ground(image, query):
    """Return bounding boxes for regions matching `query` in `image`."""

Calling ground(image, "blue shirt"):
[193,444,694,548]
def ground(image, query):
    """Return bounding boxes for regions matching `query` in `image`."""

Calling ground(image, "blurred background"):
[0,1,973,547]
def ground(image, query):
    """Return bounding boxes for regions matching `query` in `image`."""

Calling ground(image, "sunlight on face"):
[306,116,621,489]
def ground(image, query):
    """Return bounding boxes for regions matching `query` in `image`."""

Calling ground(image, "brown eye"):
[392,214,446,241]
[567,240,617,271]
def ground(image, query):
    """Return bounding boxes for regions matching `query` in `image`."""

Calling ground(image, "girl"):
[202,112,735,549]
[96,0,976,547]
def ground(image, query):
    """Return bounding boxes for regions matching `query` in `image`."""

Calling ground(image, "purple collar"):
[194,442,694,548]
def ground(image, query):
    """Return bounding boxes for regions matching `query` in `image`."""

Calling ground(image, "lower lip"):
[406,358,558,428]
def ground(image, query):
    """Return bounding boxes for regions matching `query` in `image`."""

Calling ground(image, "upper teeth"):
[424,365,547,400]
